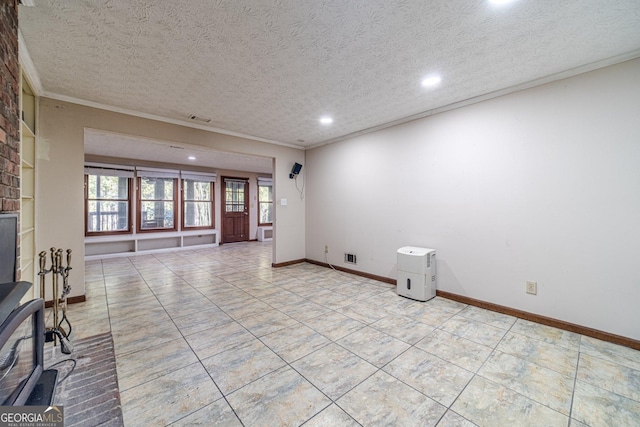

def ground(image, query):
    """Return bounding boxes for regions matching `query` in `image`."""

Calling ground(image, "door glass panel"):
[225,181,245,212]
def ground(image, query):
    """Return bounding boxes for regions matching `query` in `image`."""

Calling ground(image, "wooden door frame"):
[220,176,250,244]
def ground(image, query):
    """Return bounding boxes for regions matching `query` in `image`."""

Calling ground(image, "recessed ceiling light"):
[320,117,333,125]
[421,76,442,87]
[489,0,516,4]
[188,156,196,160]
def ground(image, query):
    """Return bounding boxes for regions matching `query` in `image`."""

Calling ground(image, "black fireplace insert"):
[0,213,57,405]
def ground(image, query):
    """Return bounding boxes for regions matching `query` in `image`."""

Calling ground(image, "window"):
[257,177,273,225]
[85,165,217,236]
[183,179,214,229]
[137,176,177,232]
[85,168,132,236]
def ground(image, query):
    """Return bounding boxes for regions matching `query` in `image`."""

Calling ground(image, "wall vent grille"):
[344,253,357,264]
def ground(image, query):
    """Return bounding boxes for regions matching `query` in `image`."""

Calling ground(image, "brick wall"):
[0,0,21,279]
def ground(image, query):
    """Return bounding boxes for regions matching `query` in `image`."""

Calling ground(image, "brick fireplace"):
[0,0,20,279]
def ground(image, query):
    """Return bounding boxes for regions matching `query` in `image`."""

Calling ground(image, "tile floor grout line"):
[142,248,269,426]
[375,342,453,412]
[122,255,239,425]
[145,251,303,425]
[246,269,378,409]
[298,402,364,427]
[443,311,518,424]
[567,338,583,427]
[100,258,119,356]
[204,263,412,425]
[468,318,576,422]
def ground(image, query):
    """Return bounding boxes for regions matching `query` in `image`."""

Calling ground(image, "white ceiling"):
[19,0,640,152]
[84,129,274,174]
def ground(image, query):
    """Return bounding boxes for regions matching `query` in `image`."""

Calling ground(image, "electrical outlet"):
[324,245,328,254]
[526,281,537,295]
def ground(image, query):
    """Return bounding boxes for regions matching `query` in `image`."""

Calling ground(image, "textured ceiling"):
[19,0,640,149]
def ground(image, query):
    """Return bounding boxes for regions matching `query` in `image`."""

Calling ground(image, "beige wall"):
[38,99,305,298]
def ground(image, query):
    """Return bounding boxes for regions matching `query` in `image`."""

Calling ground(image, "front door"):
[222,177,249,243]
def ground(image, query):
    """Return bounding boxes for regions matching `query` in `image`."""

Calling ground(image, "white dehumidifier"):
[396,246,436,302]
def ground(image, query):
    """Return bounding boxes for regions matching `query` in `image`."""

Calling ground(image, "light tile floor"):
[63,242,640,426]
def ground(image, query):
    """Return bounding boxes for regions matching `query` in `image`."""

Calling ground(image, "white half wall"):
[306,58,640,340]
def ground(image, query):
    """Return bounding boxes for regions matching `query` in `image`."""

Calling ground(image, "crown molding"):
[18,30,43,95]
[42,91,306,150]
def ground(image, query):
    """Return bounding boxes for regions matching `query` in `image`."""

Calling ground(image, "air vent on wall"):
[188,114,212,123]
[344,253,357,264]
